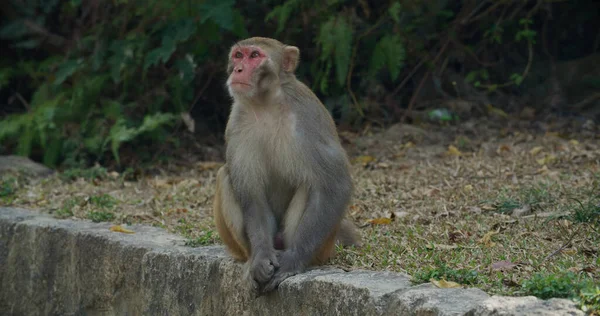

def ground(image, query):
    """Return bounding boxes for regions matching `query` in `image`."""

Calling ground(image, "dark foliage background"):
[1,0,599,168]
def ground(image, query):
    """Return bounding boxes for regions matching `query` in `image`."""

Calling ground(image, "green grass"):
[0,177,17,198]
[61,166,108,181]
[89,194,118,209]
[569,198,600,224]
[87,210,115,222]
[520,272,594,299]
[413,263,480,285]
[576,285,600,314]
[185,230,218,247]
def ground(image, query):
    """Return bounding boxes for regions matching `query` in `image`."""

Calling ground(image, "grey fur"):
[223,37,356,293]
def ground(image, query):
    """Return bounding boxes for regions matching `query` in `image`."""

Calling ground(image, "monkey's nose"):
[235,67,243,73]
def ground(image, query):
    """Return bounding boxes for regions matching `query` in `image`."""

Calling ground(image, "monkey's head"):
[226,37,300,99]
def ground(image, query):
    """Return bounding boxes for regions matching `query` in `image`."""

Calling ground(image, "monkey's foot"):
[260,250,305,293]
[247,250,279,290]
[260,270,299,293]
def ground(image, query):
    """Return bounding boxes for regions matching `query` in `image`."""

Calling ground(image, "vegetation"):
[2,0,599,167]
[1,0,598,310]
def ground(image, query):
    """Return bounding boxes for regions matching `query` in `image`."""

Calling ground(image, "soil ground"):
[1,117,598,300]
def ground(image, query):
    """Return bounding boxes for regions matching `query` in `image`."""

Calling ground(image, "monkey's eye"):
[250,51,259,58]
[234,51,243,58]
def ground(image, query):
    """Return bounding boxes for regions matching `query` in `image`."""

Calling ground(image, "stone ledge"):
[0,207,583,316]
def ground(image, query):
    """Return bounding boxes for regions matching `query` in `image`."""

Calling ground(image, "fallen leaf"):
[497,144,511,153]
[463,184,473,192]
[536,154,557,166]
[446,145,462,156]
[561,248,577,255]
[481,204,496,211]
[196,161,223,171]
[434,243,459,250]
[511,205,532,217]
[391,211,410,219]
[486,104,508,118]
[152,178,169,188]
[353,155,375,165]
[368,218,392,225]
[491,260,517,271]
[529,146,544,156]
[180,112,195,133]
[479,230,499,248]
[110,225,135,234]
[403,142,415,149]
[431,279,462,288]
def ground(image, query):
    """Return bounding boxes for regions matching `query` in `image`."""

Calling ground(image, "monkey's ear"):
[282,46,300,73]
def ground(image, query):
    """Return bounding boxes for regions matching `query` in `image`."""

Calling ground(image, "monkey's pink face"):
[228,46,267,93]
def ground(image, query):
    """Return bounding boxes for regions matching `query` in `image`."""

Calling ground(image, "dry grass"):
[1,118,598,300]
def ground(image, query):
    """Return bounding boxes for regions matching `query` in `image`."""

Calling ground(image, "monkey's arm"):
[262,143,352,292]
[229,173,281,287]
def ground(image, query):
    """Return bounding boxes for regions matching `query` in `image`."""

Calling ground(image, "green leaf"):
[317,15,353,87]
[199,0,236,30]
[389,2,402,23]
[108,119,138,165]
[174,55,197,84]
[266,0,301,34]
[13,39,41,49]
[54,59,84,86]
[144,42,176,70]
[369,34,405,81]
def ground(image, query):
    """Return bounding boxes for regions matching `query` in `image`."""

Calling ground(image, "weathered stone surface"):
[0,207,584,315]
[0,155,54,177]
[472,296,584,316]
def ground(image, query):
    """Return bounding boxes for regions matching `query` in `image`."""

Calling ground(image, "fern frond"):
[265,0,301,34]
[317,15,353,87]
[369,34,405,82]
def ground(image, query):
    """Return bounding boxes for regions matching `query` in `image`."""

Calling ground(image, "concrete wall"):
[0,208,583,316]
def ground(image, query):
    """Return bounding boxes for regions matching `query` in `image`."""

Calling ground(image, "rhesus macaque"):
[213,37,360,293]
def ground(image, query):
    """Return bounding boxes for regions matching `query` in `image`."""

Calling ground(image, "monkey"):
[213,37,360,293]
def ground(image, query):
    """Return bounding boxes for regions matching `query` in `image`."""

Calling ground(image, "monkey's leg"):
[281,185,338,265]
[213,166,250,261]
[263,179,352,292]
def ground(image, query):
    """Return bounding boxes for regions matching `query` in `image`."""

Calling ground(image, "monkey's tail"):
[336,218,362,248]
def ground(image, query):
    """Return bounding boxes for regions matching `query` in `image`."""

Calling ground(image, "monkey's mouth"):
[230,82,252,87]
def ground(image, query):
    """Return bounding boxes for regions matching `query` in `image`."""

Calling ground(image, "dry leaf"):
[561,248,577,255]
[196,161,223,171]
[536,154,557,166]
[529,146,544,156]
[511,205,532,217]
[152,178,169,188]
[180,112,195,133]
[481,204,496,211]
[431,279,462,288]
[479,230,499,248]
[433,243,459,250]
[446,145,462,156]
[368,218,392,225]
[353,155,375,165]
[110,225,135,234]
[497,144,511,153]
[491,260,517,271]
[486,104,508,118]
[463,184,473,192]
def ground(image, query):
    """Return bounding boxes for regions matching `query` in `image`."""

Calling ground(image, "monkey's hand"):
[247,249,280,290]
[261,250,305,293]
